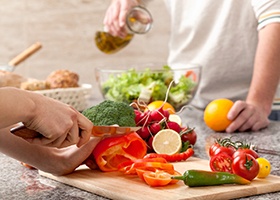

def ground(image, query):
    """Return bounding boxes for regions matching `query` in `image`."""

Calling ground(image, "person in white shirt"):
[103,0,280,133]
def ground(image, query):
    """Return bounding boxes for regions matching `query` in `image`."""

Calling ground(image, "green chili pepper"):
[171,169,251,187]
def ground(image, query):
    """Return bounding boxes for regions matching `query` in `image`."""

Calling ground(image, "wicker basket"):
[34,84,92,111]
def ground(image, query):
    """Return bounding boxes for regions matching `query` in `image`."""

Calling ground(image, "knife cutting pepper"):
[171,169,251,187]
[92,132,147,172]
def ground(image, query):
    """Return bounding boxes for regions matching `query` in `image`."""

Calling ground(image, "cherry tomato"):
[256,157,271,178]
[209,143,221,157]
[212,146,236,157]
[233,148,259,159]
[180,127,197,145]
[232,153,259,181]
[210,153,233,173]
[185,70,197,81]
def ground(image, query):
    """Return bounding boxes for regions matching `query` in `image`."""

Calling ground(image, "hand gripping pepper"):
[171,170,251,187]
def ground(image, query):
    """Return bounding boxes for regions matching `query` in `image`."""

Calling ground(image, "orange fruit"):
[204,98,234,132]
[146,100,176,114]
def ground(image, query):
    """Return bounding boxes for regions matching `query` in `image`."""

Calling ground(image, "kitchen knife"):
[251,145,280,156]
[10,124,141,139]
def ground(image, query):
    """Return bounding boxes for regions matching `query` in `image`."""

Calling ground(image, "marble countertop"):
[1,100,280,200]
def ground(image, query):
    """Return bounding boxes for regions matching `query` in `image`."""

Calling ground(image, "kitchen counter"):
[1,100,280,200]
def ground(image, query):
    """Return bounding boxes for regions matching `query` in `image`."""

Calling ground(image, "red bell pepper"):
[92,132,147,172]
[136,169,182,187]
[144,147,194,162]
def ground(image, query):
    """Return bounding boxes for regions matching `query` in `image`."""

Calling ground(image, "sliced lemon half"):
[152,129,182,155]
[168,114,182,126]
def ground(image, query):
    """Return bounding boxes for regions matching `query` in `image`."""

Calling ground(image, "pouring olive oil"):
[95,31,134,54]
[95,6,152,54]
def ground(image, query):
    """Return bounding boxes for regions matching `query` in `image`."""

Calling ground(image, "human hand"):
[103,0,139,38]
[24,96,93,148]
[36,137,101,175]
[226,100,270,133]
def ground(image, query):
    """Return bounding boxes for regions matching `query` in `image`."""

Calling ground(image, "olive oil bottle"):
[95,31,134,54]
[95,6,152,54]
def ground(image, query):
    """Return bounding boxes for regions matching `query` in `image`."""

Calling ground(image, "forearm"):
[246,23,280,115]
[0,87,36,128]
[0,127,100,175]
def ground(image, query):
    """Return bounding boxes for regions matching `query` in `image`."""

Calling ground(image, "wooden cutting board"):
[39,157,280,200]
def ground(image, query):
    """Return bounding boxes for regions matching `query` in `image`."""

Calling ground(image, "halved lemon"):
[168,114,182,126]
[152,129,182,155]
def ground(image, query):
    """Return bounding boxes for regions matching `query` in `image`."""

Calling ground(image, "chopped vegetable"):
[144,147,194,162]
[118,157,180,187]
[141,170,180,187]
[92,132,147,172]
[82,100,136,127]
[172,170,251,187]
[118,158,175,175]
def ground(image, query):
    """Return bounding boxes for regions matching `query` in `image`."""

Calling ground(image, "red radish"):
[134,110,142,125]
[166,121,181,133]
[163,110,170,120]
[137,111,152,126]
[147,136,154,152]
[150,107,165,122]
[149,122,162,135]
[136,126,151,139]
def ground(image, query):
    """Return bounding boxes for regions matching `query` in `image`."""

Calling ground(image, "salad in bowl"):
[95,64,201,111]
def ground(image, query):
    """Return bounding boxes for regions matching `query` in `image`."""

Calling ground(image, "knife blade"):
[251,145,280,156]
[10,124,141,139]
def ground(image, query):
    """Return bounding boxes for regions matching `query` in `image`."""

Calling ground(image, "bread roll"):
[46,69,79,89]
[20,79,49,91]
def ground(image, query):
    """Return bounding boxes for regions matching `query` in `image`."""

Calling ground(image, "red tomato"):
[210,153,233,173]
[180,127,197,145]
[233,148,259,159]
[232,153,259,181]
[209,143,221,157]
[185,70,197,81]
[212,146,236,157]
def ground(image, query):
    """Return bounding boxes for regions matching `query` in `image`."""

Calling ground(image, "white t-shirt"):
[164,0,280,109]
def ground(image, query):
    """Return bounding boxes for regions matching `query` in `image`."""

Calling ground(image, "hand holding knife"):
[10,124,141,139]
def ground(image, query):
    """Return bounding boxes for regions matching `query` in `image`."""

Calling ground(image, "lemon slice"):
[169,114,182,126]
[152,129,182,155]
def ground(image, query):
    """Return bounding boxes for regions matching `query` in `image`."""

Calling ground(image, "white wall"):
[0,0,170,99]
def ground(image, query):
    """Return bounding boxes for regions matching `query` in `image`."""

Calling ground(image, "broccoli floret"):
[82,100,136,127]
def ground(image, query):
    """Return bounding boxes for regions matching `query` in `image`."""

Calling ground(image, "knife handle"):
[10,124,41,139]
[8,42,42,67]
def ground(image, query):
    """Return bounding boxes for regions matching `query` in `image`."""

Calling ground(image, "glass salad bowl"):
[95,63,201,111]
